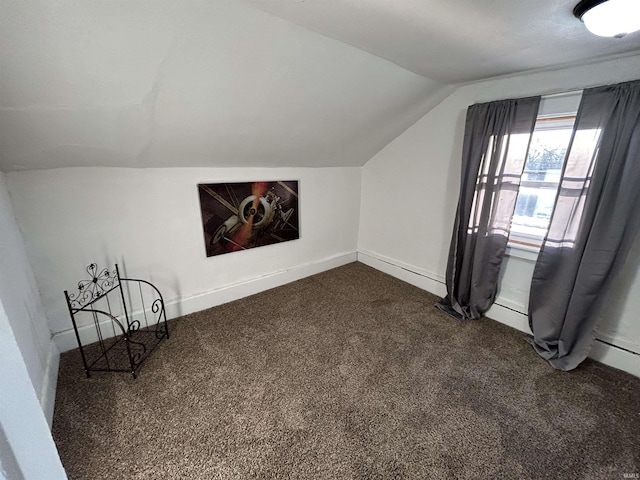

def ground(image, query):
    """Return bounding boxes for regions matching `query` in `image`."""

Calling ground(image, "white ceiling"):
[248,0,640,83]
[1,0,639,172]
[1,1,452,171]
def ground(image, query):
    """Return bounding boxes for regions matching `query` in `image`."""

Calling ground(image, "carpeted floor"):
[52,262,640,479]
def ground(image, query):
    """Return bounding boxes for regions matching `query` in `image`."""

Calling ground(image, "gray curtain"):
[529,80,640,371]
[438,97,540,320]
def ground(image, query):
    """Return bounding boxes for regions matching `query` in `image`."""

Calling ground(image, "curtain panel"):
[438,97,540,320]
[529,80,640,371]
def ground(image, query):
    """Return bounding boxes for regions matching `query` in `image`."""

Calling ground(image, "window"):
[508,114,577,249]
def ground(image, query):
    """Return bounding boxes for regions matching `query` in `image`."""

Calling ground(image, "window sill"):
[505,242,540,262]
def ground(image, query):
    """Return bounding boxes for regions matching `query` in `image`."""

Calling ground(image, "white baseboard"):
[40,339,60,428]
[357,249,640,378]
[589,341,640,377]
[485,301,533,336]
[53,252,358,353]
[358,249,447,297]
[163,251,357,319]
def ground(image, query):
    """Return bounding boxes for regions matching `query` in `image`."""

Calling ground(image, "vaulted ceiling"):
[1,0,639,172]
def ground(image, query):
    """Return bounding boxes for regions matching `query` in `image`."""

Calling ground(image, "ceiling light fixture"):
[573,0,640,37]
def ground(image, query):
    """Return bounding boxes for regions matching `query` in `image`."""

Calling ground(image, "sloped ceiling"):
[248,0,640,83]
[0,1,450,171]
[1,0,639,171]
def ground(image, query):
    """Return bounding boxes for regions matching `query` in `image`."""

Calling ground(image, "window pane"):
[509,122,574,244]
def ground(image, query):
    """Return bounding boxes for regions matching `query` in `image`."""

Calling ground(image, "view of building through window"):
[509,116,576,248]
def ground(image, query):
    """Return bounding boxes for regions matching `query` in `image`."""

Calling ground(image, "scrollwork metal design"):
[128,319,141,333]
[152,298,167,339]
[127,338,147,366]
[67,263,119,309]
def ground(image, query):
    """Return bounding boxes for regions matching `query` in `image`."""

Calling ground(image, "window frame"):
[507,113,577,254]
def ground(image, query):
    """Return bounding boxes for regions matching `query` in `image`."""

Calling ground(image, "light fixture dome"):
[574,0,640,37]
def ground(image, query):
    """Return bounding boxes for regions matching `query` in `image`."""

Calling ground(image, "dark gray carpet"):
[52,262,640,479]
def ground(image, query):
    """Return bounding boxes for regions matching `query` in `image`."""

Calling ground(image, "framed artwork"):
[198,181,299,257]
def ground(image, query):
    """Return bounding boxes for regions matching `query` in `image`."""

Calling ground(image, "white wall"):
[358,55,640,374]
[7,166,361,350]
[0,287,66,479]
[0,171,59,420]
